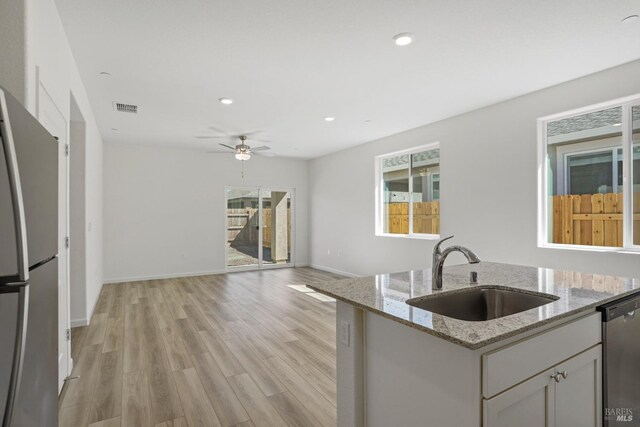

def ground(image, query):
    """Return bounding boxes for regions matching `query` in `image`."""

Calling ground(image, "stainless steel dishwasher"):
[599,294,640,427]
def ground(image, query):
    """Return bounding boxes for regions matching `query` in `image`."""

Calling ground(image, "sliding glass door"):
[225,187,293,270]
[261,190,292,265]
[226,188,260,268]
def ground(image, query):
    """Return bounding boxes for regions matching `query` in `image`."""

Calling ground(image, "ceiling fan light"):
[235,152,251,161]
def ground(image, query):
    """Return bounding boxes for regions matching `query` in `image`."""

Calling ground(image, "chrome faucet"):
[432,236,481,290]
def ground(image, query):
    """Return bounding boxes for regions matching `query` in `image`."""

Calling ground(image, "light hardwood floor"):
[59,267,342,427]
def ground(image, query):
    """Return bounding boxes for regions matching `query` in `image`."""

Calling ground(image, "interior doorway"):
[225,187,293,270]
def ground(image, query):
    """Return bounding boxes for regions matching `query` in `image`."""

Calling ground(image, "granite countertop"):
[307,262,640,349]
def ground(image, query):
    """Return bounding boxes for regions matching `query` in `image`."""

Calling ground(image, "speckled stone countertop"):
[307,262,640,349]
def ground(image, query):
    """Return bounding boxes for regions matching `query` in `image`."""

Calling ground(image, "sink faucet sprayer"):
[432,235,481,290]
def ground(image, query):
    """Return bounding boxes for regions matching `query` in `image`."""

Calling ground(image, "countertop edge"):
[307,282,640,350]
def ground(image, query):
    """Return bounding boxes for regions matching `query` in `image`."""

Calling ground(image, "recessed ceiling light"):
[365,119,372,123]
[219,98,234,105]
[393,33,414,46]
[622,14,639,23]
[99,72,112,77]
[323,116,335,122]
[111,128,118,131]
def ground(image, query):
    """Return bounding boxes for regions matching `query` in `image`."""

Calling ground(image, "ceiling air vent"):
[113,102,138,114]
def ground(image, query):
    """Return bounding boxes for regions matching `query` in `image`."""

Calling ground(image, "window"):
[376,143,440,238]
[538,95,640,250]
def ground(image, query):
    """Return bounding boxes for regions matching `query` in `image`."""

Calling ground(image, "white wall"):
[69,114,86,324]
[103,143,309,282]
[309,59,640,279]
[0,0,26,104]
[22,0,104,324]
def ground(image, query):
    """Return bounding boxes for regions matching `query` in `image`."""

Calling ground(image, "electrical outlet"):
[339,320,350,347]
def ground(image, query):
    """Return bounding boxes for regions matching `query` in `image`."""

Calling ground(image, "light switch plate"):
[339,320,350,347]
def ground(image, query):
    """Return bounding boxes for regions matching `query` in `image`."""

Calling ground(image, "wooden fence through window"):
[551,192,640,247]
[386,201,440,235]
[227,208,291,249]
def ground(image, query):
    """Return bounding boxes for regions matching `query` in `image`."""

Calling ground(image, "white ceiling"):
[55,0,640,159]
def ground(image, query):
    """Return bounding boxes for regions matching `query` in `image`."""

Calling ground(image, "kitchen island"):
[308,262,640,427]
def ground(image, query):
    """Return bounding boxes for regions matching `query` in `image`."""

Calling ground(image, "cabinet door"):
[484,368,555,427]
[555,345,602,427]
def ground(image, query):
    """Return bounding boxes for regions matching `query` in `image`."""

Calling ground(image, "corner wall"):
[23,0,104,324]
[69,117,86,325]
[103,143,309,282]
[309,59,640,278]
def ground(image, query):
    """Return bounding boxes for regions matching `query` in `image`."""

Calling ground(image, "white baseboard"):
[310,264,360,278]
[104,268,228,284]
[70,318,88,328]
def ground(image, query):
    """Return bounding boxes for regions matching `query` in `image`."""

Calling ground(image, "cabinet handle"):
[550,373,562,383]
[560,370,568,379]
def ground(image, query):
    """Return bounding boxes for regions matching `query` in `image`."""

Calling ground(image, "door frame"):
[224,186,295,272]
[35,68,72,392]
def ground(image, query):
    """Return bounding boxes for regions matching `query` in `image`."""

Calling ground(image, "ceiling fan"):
[207,135,272,161]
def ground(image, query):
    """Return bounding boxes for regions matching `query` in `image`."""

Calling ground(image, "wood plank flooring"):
[59,267,342,427]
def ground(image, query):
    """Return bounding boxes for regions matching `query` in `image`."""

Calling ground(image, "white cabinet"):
[484,366,554,427]
[555,345,602,427]
[339,305,602,427]
[484,345,601,427]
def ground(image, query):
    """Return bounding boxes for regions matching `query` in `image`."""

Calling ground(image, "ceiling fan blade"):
[207,126,232,135]
[194,135,228,139]
[219,143,237,150]
[250,146,270,152]
[248,138,272,144]
[206,151,231,154]
[239,130,265,137]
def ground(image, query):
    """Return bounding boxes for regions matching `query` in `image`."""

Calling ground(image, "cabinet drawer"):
[483,345,602,427]
[482,312,601,398]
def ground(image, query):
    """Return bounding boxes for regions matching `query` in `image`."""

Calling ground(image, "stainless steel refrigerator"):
[0,87,59,426]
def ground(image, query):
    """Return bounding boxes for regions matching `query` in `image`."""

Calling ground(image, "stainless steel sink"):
[406,286,558,321]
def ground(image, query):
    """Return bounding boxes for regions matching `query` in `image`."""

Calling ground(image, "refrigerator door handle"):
[0,89,29,282]
[1,283,29,427]
[0,89,31,427]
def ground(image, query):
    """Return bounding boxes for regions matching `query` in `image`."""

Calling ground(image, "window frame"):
[375,142,441,240]
[537,93,640,253]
